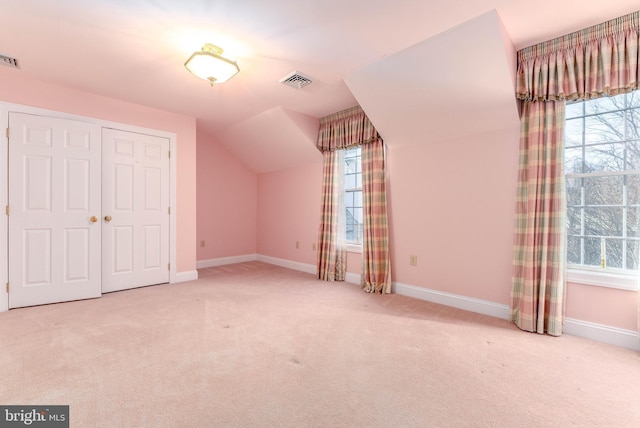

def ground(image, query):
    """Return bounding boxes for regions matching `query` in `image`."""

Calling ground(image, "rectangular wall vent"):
[0,54,19,69]
[279,71,313,89]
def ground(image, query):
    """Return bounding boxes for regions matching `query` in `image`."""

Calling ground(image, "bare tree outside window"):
[565,92,640,272]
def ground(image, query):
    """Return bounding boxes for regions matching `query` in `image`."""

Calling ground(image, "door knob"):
[104,215,112,222]
[90,216,98,223]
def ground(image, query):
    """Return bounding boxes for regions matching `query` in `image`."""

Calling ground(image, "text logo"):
[0,406,68,428]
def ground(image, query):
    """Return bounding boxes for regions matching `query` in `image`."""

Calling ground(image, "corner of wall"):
[0,103,8,313]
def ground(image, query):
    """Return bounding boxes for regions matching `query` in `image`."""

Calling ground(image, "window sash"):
[565,92,640,274]
[343,147,362,245]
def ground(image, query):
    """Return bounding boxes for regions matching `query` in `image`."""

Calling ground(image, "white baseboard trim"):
[393,281,639,351]
[257,255,316,275]
[196,254,258,269]
[564,317,640,351]
[393,281,511,320]
[345,272,361,285]
[256,255,362,282]
[173,270,198,283]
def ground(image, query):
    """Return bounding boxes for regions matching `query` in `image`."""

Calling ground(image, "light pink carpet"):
[1,261,639,427]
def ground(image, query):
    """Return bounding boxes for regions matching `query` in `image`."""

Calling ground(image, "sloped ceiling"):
[2,1,640,172]
[345,10,519,146]
[218,107,322,173]
[220,10,520,170]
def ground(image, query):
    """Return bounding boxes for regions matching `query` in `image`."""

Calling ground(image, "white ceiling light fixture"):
[184,43,239,85]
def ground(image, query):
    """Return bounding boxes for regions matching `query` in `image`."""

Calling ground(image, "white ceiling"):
[1,0,638,172]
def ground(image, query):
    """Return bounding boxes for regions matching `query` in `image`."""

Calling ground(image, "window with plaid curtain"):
[512,10,640,336]
[316,105,391,293]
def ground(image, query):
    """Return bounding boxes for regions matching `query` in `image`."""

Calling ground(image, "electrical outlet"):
[296,240,300,249]
[312,243,317,251]
[200,240,205,248]
[409,255,417,266]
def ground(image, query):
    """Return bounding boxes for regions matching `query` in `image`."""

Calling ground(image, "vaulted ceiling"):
[1,0,638,172]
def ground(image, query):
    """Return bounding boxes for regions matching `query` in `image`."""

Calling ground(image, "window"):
[343,146,363,245]
[565,92,640,275]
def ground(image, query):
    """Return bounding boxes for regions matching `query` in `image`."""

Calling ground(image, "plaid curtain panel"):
[361,138,391,293]
[511,101,566,336]
[317,149,346,282]
[361,138,392,294]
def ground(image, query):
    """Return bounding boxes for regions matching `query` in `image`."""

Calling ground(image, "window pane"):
[628,175,640,205]
[346,221,357,242]
[356,174,362,189]
[628,140,640,170]
[354,191,363,207]
[353,207,363,224]
[345,147,359,157]
[626,108,640,139]
[584,207,623,236]
[345,208,362,243]
[585,112,625,144]
[565,101,583,119]
[584,237,602,266]
[584,94,625,115]
[628,207,640,237]
[605,238,623,268]
[584,143,625,172]
[564,118,583,146]
[628,92,640,107]
[566,177,582,206]
[627,240,640,270]
[567,235,582,264]
[345,174,356,189]
[346,207,355,219]
[584,176,623,205]
[346,191,355,207]
[565,148,583,174]
[567,207,582,234]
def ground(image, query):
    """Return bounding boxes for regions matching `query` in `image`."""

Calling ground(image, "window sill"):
[344,244,362,254]
[566,268,639,291]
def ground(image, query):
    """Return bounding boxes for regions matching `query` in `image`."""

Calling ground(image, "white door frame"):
[0,102,178,313]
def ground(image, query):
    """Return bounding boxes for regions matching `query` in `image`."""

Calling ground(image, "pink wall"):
[386,127,639,332]
[257,161,323,265]
[387,128,520,304]
[566,283,638,330]
[0,68,197,273]
[254,126,521,302]
[196,132,257,260]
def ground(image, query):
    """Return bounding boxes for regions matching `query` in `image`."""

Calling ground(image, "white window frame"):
[565,93,640,290]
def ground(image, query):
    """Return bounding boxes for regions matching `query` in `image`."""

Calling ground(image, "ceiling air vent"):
[279,70,313,89]
[0,54,18,69]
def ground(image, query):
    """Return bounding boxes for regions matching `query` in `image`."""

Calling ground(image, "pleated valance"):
[516,10,640,102]
[317,105,380,152]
